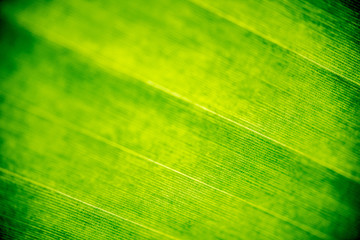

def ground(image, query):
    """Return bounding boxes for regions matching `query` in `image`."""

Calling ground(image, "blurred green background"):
[1,0,359,239]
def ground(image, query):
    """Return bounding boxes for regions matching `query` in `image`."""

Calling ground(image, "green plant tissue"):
[0,0,359,239]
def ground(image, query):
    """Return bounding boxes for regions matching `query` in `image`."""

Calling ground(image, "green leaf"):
[1,0,359,239]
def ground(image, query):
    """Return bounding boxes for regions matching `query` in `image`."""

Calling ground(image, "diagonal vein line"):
[140,79,360,185]
[0,168,179,240]
[186,0,360,88]
[6,101,330,239]
[107,70,359,185]
[33,24,360,183]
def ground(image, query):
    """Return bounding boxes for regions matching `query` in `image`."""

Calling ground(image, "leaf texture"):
[0,0,359,239]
